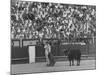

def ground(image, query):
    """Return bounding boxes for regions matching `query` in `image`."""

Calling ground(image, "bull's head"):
[64,50,69,56]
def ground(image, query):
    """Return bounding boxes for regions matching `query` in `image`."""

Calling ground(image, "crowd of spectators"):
[11,1,96,40]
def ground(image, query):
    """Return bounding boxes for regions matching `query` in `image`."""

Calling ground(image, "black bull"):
[64,49,81,66]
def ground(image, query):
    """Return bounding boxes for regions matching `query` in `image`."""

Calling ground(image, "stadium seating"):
[11,1,96,40]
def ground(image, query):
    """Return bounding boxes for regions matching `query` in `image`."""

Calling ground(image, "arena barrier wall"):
[11,39,96,64]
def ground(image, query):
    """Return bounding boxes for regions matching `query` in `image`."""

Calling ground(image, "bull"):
[64,49,81,66]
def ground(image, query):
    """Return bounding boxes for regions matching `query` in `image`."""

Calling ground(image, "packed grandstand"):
[11,1,96,41]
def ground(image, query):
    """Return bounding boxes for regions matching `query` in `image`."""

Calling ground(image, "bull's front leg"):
[72,59,74,66]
